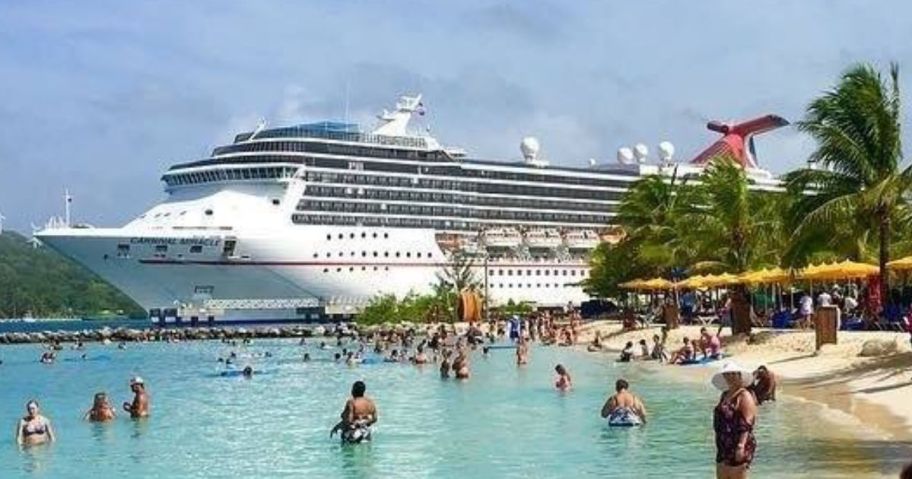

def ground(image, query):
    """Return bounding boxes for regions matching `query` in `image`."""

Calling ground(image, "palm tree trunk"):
[879,215,891,311]
[731,284,752,336]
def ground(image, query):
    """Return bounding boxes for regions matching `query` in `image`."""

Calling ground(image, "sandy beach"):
[577,321,912,446]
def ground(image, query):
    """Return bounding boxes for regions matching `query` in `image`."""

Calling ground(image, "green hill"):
[0,231,144,318]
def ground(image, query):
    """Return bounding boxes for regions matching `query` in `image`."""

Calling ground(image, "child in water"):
[554,364,572,391]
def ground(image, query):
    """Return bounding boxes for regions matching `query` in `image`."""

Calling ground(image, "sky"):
[1,0,912,232]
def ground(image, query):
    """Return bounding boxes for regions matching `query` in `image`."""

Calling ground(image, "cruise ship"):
[37,95,786,324]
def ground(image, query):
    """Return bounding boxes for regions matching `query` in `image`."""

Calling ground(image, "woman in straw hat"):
[711,362,758,478]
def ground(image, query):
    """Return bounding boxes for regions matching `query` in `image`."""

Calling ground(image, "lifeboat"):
[482,228,522,249]
[564,229,599,250]
[524,229,562,249]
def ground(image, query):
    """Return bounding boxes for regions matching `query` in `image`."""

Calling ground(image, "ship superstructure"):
[37,95,786,323]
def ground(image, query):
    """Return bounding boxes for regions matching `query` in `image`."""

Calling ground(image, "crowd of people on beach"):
[15,310,884,479]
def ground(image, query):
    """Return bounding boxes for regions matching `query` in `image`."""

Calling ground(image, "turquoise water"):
[0,340,903,478]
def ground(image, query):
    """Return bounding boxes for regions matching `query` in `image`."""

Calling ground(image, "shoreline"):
[576,321,912,444]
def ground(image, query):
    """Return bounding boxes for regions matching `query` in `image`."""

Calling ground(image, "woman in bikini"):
[554,364,572,391]
[16,400,55,446]
[711,363,758,478]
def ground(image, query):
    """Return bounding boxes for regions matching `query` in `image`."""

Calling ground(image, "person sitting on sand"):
[85,392,117,422]
[452,349,470,379]
[587,331,604,352]
[600,379,647,425]
[123,376,150,418]
[619,342,635,362]
[699,327,722,360]
[747,365,777,405]
[669,337,695,364]
[330,380,377,444]
[554,364,572,391]
[16,400,55,447]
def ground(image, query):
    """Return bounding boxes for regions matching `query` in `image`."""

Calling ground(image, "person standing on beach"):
[123,376,150,418]
[798,293,814,329]
[330,380,377,444]
[712,363,758,479]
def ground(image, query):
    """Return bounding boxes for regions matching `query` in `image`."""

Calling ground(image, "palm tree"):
[681,160,784,334]
[785,63,907,304]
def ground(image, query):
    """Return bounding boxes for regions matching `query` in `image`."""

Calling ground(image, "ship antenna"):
[344,79,351,126]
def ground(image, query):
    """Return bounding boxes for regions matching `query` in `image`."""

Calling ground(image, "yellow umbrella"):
[798,260,878,281]
[675,274,711,289]
[740,267,791,284]
[701,272,741,288]
[887,256,912,271]
[639,277,675,290]
[619,279,646,290]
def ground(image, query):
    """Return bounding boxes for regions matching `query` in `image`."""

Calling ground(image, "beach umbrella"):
[701,272,740,288]
[675,274,711,290]
[798,260,878,281]
[887,256,912,271]
[739,267,791,285]
[619,279,646,290]
[639,277,675,290]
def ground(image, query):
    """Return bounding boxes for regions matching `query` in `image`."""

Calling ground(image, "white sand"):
[577,321,912,440]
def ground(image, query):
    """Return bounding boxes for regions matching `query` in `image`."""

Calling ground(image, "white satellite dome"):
[617,147,634,165]
[520,137,540,160]
[658,141,675,162]
[634,143,649,163]
[588,158,597,167]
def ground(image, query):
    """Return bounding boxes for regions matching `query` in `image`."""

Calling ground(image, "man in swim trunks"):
[330,380,377,444]
[123,376,150,418]
[600,379,647,425]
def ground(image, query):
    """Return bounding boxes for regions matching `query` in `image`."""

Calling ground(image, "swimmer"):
[600,379,647,425]
[619,342,635,362]
[118,342,127,350]
[385,349,400,363]
[242,366,254,379]
[84,392,116,422]
[321,341,328,349]
[516,338,529,366]
[346,352,359,366]
[554,364,572,391]
[334,353,342,363]
[122,376,150,418]
[413,346,428,364]
[39,351,55,364]
[452,349,470,379]
[440,351,452,379]
[299,337,307,346]
[747,365,777,405]
[16,400,55,446]
[330,380,378,444]
[638,339,649,359]
[303,353,311,362]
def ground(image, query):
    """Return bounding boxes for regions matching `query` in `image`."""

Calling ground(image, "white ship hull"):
[39,225,589,323]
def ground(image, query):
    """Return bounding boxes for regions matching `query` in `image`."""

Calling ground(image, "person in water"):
[330,380,378,444]
[439,350,452,379]
[16,400,55,446]
[650,334,667,362]
[242,366,254,378]
[747,365,776,405]
[637,339,650,359]
[452,349,470,379]
[554,364,572,391]
[413,346,429,364]
[303,353,311,362]
[669,337,695,364]
[600,379,647,426]
[123,376,150,418]
[516,338,530,366]
[699,327,723,359]
[84,392,117,422]
[711,362,758,478]
[619,341,635,362]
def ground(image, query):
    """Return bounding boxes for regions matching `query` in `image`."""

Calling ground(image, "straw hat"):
[710,362,753,391]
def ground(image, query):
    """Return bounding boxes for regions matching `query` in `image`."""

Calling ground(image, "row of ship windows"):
[492,269,586,277]
[164,167,296,186]
[291,214,601,229]
[305,185,614,212]
[208,151,633,189]
[303,172,623,200]
[296,200,609,222]
[327,231,389,240]
[313,251,434,259]
[232,128,428,149]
